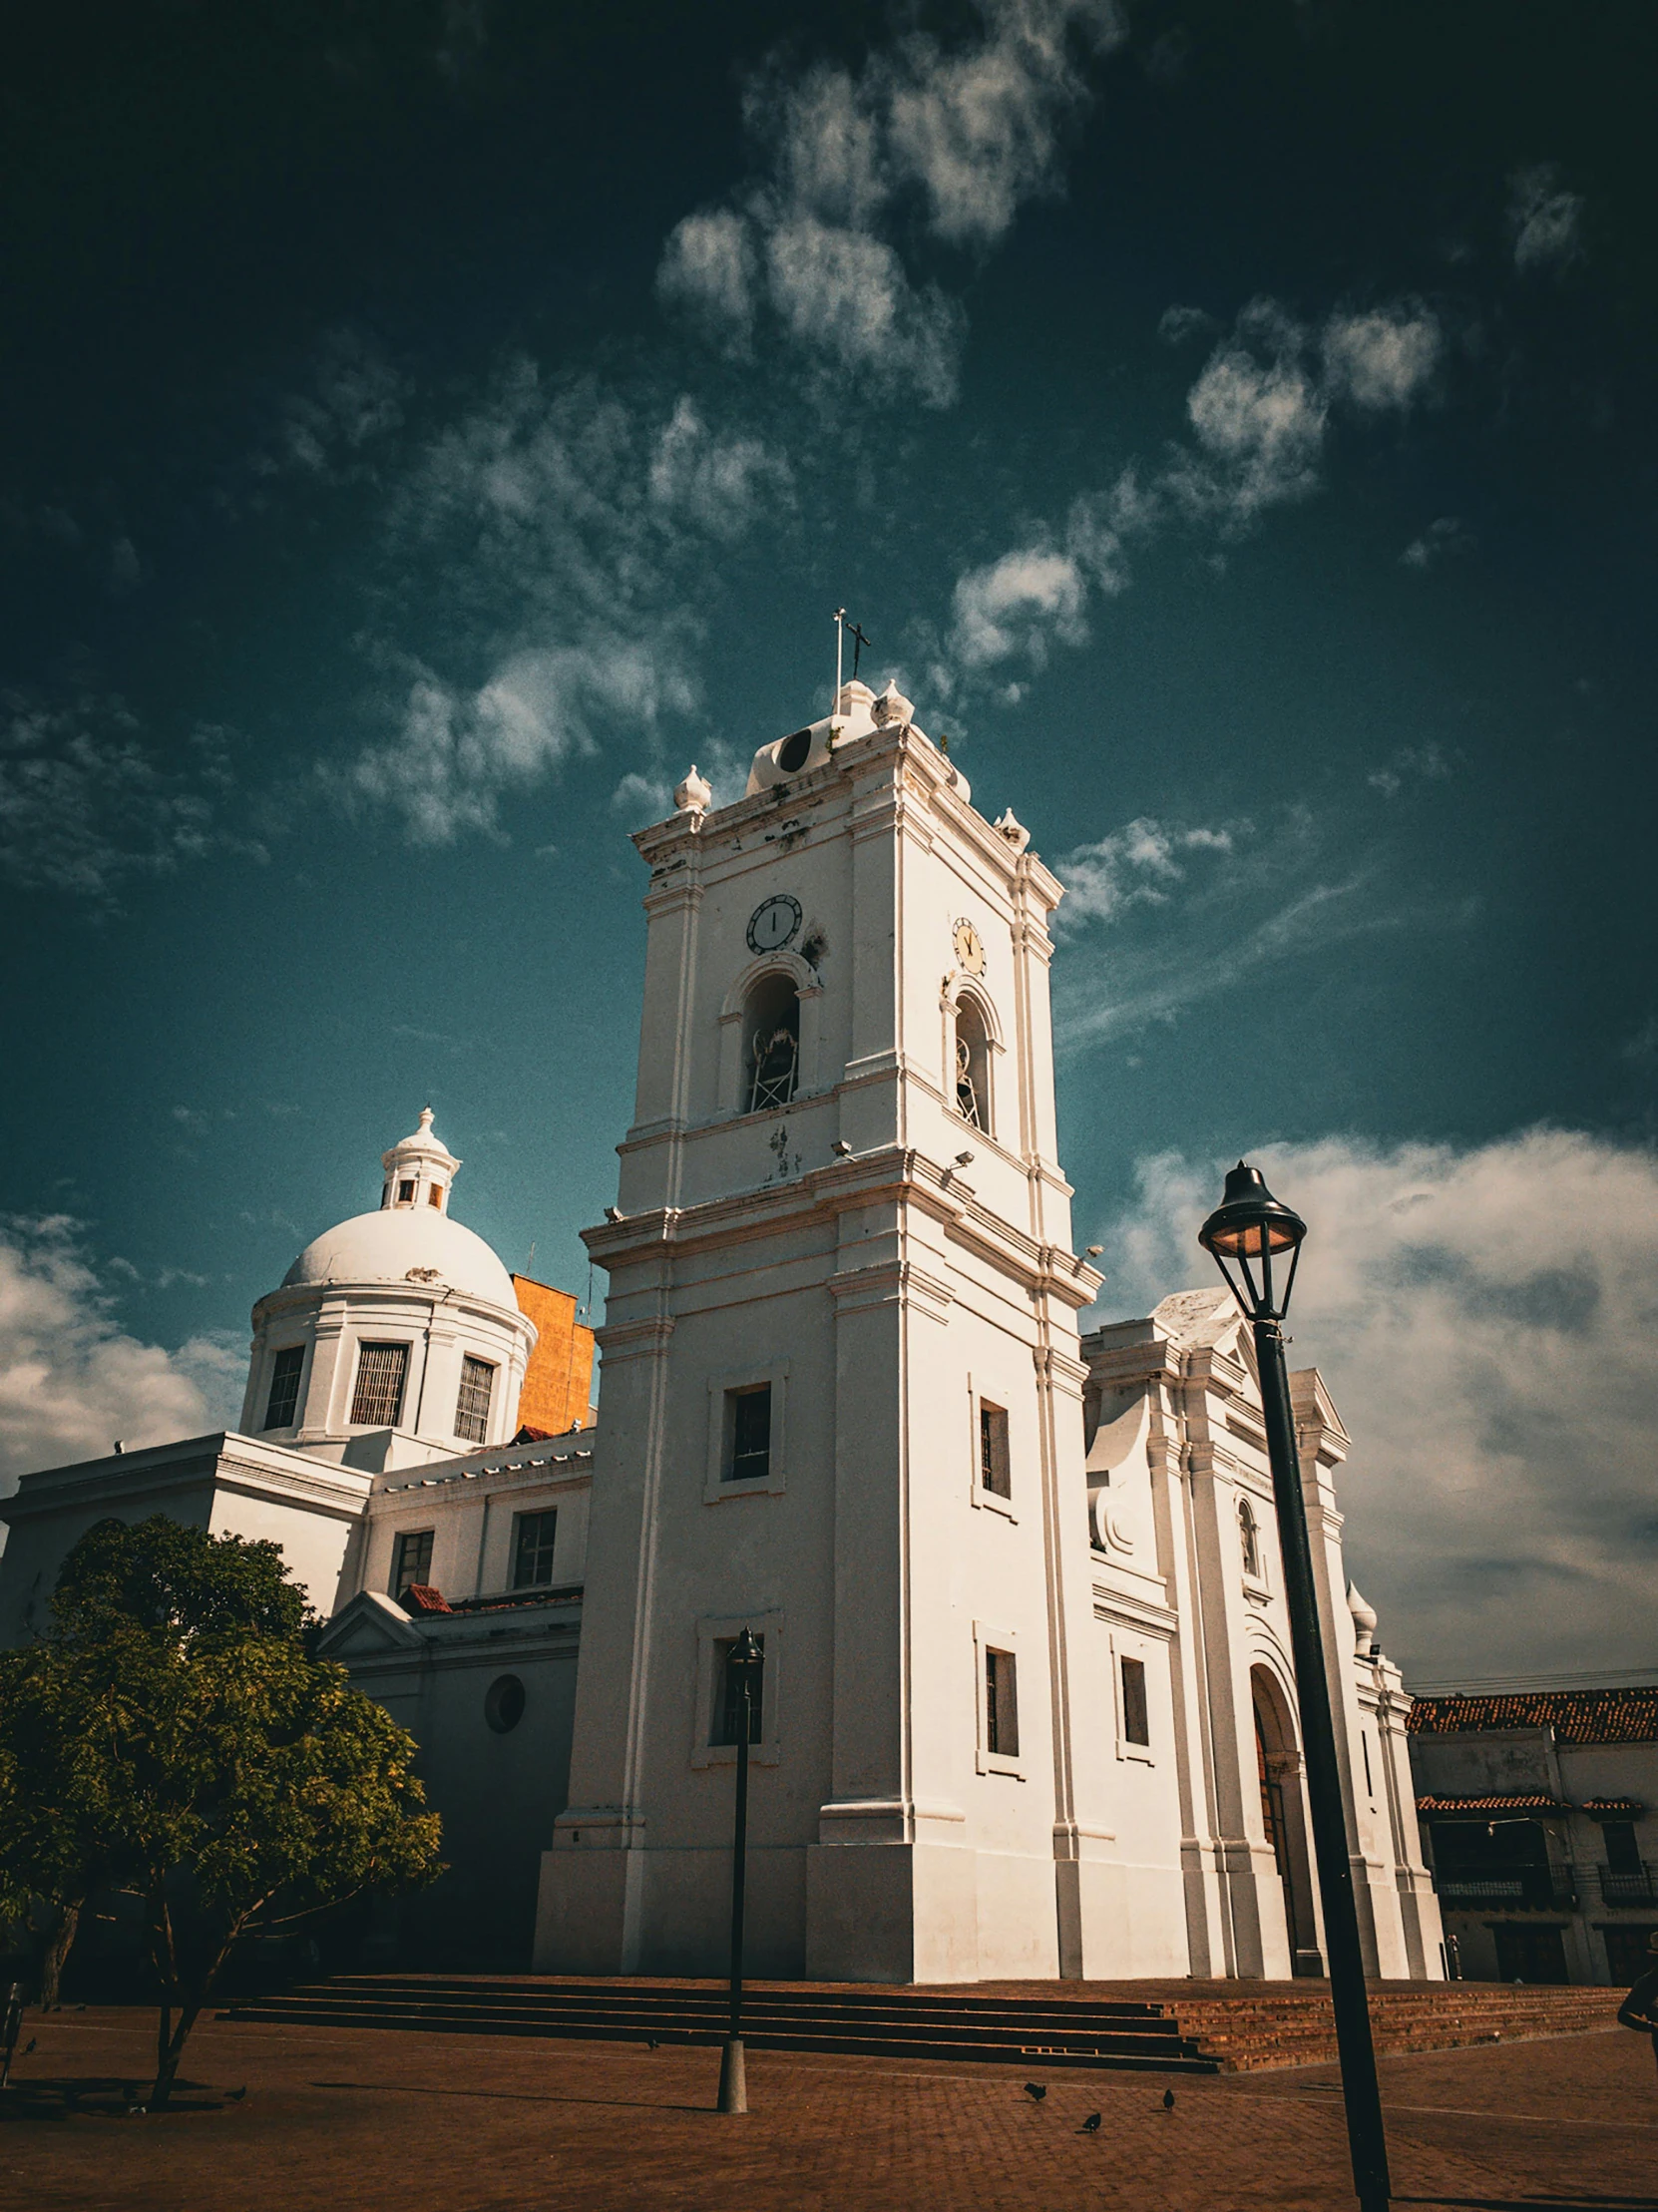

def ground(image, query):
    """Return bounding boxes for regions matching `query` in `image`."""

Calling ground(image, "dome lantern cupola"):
[381,1106,460,1215]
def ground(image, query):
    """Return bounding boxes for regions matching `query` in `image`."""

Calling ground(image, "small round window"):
[776,727,812,773]
[484,1673,526,1733]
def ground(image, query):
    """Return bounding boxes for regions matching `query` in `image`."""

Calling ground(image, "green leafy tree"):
[0,1517,322,2005]
[106,1629,442,2107]
[0,1520,442,2099]
[50,1516,315,1646]
[0,1641,126,2006]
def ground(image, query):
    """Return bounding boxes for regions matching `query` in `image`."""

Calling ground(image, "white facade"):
[0,679,1443,1988]
[531,680,1442,1986]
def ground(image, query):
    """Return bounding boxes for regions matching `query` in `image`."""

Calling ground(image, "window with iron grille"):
[985,1647,1019,1758]
[711,1634,765,1745]
[979,1401,1010,1497]
[454,1354,495,1444]
[726,1384,771,1483]
[397,1179,415,1203]
[391,1528,433,1595]
[263,1345,304,1430]
[350,1341,409,1427]
[1120,1654,1150,1746]
[512,1510,559,1589]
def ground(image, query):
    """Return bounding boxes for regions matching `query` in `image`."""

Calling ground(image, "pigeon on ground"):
[1023,2081,1046,2101]
[23,2037,36,2055]
[1078,2111,1102,2134]
[1162,2087,1176,2109]
[646,2037,659,2051]
[227,2086,247,2101]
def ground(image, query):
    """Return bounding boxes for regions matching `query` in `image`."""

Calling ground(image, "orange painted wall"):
[511,1275,596,1435]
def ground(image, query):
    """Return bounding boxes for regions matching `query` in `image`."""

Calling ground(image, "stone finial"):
[871,679,915,728]
[1348,1582,1379,1657]
[674,764,712,815]
[995,807,1031,853]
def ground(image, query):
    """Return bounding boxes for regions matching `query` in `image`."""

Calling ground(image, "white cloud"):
[343,643,696,846]
[1508,164,1584,274]
[1095,1130,1658,1678]
[942,289,1445,673]
[1320,303,1442,412]
[655,211,757,348]
[0,1219,242,1497]
[334,365,787,841]
[1057,816,1238,924]
[950,546,1088,668]
[657,0,1124,403]
[262,328,410,482]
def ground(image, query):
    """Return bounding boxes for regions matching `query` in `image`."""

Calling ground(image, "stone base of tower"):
[804,1843,1064,1984]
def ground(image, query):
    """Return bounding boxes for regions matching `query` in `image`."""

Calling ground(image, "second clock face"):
[747,894,802,954]
[953,918,986,976]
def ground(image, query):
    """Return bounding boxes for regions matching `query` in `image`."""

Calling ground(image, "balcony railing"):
[1436,1868,1578,1911]
[1596,1863,1658,1909]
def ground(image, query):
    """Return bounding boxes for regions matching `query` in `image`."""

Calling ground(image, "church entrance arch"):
[1252,1666,1322,1978]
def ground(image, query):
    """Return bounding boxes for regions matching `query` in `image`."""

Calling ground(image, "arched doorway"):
[1251,1666,1322,1978]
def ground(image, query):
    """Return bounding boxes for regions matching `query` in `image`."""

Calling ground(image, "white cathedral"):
[0,678,1443,1988]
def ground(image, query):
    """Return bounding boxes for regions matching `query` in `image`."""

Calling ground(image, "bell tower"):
[535,678,1118,1982]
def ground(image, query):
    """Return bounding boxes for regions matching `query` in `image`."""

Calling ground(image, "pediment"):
[317,1588,425,1655]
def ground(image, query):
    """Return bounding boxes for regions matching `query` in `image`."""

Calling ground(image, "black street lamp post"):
[1199,1162,1391,2212]
[716,1626,764,2115]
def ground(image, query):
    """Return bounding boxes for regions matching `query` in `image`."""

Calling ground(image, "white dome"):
[281,1206,517,1307]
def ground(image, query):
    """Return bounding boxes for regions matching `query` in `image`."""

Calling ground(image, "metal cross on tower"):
[832,608,873,719]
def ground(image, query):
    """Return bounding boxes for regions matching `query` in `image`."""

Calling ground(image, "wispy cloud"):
[332,368,791,842]
[1057,816,1240,925]
[657,0,1125,405]
[1401,515,1474,569]
[1368,743,1453,798]
[940,290,1444,685]
[1507,163,1585,275]
[252,327,412,487]
[1096,1129,1658,1677]
[0,698,252,902]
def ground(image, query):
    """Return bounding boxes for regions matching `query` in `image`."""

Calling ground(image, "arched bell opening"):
[1251,1664,1323,1977]
[743,972,800,1114]
[952,993,993,1136]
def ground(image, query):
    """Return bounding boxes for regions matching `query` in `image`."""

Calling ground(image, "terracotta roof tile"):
[1407,1688,1658,1745]
[1416,1792,1567,1813]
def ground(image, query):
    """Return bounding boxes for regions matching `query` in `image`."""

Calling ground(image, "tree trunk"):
[39,1899,82,2008]
[149,1920,242,2111]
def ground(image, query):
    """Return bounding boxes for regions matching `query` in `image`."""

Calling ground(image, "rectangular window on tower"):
[263,1345,305,1430]
[979,1401,1011,1498]
[1119,1654,1150,1747]
[512,1511,559,1589]
[725,1384,772,1484]
[350,1341,409,1427]
[391,1528,434,1596]
[454,1355,495,1444]
[985,1647,1020,1759]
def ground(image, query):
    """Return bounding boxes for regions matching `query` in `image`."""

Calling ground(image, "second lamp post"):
[716,1625,765,2115]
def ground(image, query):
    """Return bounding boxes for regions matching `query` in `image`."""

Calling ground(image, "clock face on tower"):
[747,894,802,954]
[953,918,986,977]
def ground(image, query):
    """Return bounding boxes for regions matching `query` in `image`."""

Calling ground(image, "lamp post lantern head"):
[728,1625,764,1680]
[1198,1160,1308,1322]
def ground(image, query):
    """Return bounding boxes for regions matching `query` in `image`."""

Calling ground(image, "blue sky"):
[3,1,1654,1679]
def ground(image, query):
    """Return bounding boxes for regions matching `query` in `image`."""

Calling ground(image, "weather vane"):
[832,608,873,722]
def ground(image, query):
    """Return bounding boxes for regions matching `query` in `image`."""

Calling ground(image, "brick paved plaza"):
[3,2007,1654,2211]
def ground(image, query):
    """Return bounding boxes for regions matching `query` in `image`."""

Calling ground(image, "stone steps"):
[222,1975,1625,2076]
[224,1976,1220,2075]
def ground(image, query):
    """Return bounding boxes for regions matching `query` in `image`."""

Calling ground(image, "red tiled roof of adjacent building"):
[399,1583,452,1615]
[1407,1688,1658,1745]
[1416,1792,1568,1814]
